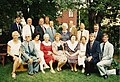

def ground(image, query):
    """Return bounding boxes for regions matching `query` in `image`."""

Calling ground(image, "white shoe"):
[41,70,45,74]
[50,70,56,73]
[44,65,50,69]
[12,73,16,79]
[82,68,85,73]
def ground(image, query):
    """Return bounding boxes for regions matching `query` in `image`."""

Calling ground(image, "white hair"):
[43,34,49,39]
[62,23,68,29]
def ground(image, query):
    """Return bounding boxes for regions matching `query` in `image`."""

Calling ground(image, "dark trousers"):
[85,60,97,74]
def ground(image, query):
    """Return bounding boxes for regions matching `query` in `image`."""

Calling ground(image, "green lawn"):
[0,62,119,82]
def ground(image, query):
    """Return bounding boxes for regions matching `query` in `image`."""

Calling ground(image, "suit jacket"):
[94,30,103,43]
[34,25,46,41]
[77,29,89,42]
[86,40,100,63]
[21,41,39,60]
[46,27,56,42]
[100,41,114,61]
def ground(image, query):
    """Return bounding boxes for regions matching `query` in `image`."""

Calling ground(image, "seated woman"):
[52,33,67,71]
[65,35,80,72]
[78,36,87,73]
[40,34,56,73]
[32,33,49,74]
[7,31,22,79]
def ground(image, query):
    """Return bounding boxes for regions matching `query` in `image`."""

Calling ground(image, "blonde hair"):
[54,33,62,40]
[89,33,95,37]
[12,31,20,37]
[43,34,49,39]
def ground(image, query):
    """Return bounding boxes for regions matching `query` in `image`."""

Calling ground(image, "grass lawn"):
[0,62,119,82]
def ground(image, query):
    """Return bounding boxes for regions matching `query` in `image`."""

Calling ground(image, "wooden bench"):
[0,44,7,66]
[16,62,28,72]
[0,53,7,66]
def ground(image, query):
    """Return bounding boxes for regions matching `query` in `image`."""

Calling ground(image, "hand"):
[38,58,41,64]
[48,51,52,55]
[88,56,92,62]
[13,56,17,61]
[29,58,33,64]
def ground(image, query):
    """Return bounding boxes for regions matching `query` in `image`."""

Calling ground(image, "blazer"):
[86,40,101,63]
[93,30,103,43]
[21,41,39,60]
[77,29,89,42]
[100,41,114,61]
[46,27,56,42]
[10,23,23,35]
[34,25,46,41]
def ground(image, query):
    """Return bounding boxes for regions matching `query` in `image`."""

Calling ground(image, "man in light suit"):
[34,18,46,41]
[68,21,77,37]
[22,18,35,40]
[85,33,100,76]
[77,22,89,42]
[46,21,56,42]
[21,34,41,75]
[97,33,119,79]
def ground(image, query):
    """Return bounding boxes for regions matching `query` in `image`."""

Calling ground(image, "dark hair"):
[102,33,109,38]
[70,34,76,40]
[15,15,20,19]
[32,33,40,39]
[80,36,87,41]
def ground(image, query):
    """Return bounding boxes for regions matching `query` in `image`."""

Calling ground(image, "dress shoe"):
[28,73,34,76]
[116,68,120,75]
[103,74,108,79]
[86,73,91,76]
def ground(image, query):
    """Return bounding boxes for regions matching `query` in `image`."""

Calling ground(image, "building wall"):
[56,9,77,26]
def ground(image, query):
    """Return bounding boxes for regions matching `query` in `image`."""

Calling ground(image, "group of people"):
[8,15,119,79]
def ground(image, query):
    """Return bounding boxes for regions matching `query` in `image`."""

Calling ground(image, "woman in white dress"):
[7,31,22,79]
[32,33,49,74]
[78,36,87,73]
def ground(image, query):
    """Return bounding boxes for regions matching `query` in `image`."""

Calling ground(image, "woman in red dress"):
[40,34,55,73]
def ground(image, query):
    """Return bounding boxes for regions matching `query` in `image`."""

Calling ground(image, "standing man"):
[22,18,35,40]
[46,21,56,42]
[34,18,46,41]
[21,34,41,75]
[77,22,89,42]
[97,33,119,79]
[10,16,23,41]
[85,33,101,76]
[93,23,103,43]
[68,21,77,37]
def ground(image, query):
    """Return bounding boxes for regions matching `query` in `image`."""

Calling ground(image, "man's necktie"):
[30,25,33,37]
[80,31,83,40]
[102,43,105,54]
[28,42,31,54]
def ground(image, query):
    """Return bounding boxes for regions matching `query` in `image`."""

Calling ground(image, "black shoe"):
[116,68,120,75]
[103,74,108,79]
[28,73,34,76]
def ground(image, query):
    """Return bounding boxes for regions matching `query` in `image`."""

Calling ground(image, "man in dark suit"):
[10,16,23,41]
[34,18,46,41]
[93,23,103,43]
[85,33,101,76]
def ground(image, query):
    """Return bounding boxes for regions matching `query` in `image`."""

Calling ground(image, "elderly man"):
[97,33,119,79]
[21,34,41,75]
[22,18,35,40]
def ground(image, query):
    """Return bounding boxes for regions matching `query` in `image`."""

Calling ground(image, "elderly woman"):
[52,33,67,71]
[32,33,49,74]
[7,31,22,79]
[65,35,80,72]
[40,34,55,73]
[78,36,87,73]
[59,23,70,42]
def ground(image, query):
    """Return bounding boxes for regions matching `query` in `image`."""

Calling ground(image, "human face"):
[55,36,60,41]
[25,36,31,42]
[50,21,54,27]
[71,36,76,43]
[94,25,99,32]
[12,33,19,40]
[89,35,95,42]
[16,17,21,24]
[44,35,49,42]
[62,24,67,31]
[81,37,86,44]
[102,35,108,43]
[39,18,44,25]
[34,35,40,41]
[69,21,73,28]
[80,23,85,31]
[27,18,32,25]
[45,17,49,24]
